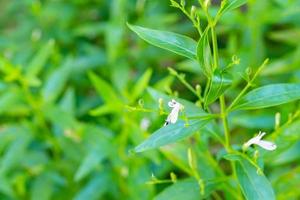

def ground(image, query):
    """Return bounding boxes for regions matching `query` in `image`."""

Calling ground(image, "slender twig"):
[227,59,269,112]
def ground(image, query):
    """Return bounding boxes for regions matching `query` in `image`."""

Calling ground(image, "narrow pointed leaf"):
[26,40,55,77]
[88,72,122,106]
[42,59,72,103]
[197,28,213,77]
[74,150,106,182]
[226,155,275,200]
[232,83,300,110]
[217,0,247,19]
[131,68,152,101]
[134,119,211,153]
[205,70,232,105]
[128,24,197,60]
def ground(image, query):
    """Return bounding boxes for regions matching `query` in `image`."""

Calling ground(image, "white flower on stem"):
[243,131,277,151]
[164,99,183,126]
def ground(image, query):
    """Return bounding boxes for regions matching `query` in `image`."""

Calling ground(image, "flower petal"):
[256,140,277,151]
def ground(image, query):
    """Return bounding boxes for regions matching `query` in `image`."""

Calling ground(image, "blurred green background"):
[0,0,300,199]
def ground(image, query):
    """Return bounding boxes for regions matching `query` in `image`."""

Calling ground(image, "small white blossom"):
[164,99,183,126]
[140,118,150,131]
[243,131,277,151]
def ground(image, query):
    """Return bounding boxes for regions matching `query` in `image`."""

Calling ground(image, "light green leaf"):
[88,72,122,106]
[131,68,152,101]
[42,59,72,103]
[89,104,119,116]
[204,69,232,106]
[232,83,300,110]
[30,173,53,200]
[74,173,108,200]
[59,87,76,115]
[155,178,218,200]
[128,24,197,60]
[217,0,247,19]
[74,150,105,182]
[26,40,55,77]
[197,27,213,77]
[134,119,211,153]
[0,175,14,198]
[0,128,31,175]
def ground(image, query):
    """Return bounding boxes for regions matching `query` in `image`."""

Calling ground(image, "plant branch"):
[227,59,269,112]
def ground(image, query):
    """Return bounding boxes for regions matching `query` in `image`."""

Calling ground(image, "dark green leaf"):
[232,84,300,110]
[204,70,232,106]
[224,154,275,200]
[128,24,197,60]
[236,158,275,200]
[197,27,213,77]
[134,119,211,152]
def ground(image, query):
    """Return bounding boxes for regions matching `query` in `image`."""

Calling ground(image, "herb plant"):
[128,0,300,199]
[0,0,300,199]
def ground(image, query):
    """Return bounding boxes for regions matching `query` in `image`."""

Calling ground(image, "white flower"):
[140,118,150,131]
[164,99,183,126]
[243,131,277,151]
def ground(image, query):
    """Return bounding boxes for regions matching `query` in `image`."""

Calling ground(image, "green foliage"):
[0,0,300,199]
[128,24,197,60]
[197,27,214,77]
[232,83,300,110]
[134,119,211,153]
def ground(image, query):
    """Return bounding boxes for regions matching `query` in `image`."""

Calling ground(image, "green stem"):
[210,22,230,150]
[227,58,269,111]
[177,6,202,37]
[226,82,251,111]
[220,95,230,150]
[211,26,219,70]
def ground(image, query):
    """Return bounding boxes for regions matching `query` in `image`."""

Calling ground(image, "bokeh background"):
[0,0,300,199]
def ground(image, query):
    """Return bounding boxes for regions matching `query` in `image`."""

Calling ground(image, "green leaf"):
[0,174,14,198]
[30,173,53,200]
[74,173,108,200]
[74,150,106,182]
[232,83,300,110]
[26,40,55,77]
[233,155,275,200]
[89,104,119,116]
[154,178,218,200]
[88,72,122,106]
[0,128,31,175]
[59,87,76,115]
[134,119,211,153]
[270,142,300,166]
[128,24,197,60]
[131,68,152,102]
[204,69,232,106]
[217,0,247,18]
[197,27,213,77]
[42,59,72,103]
